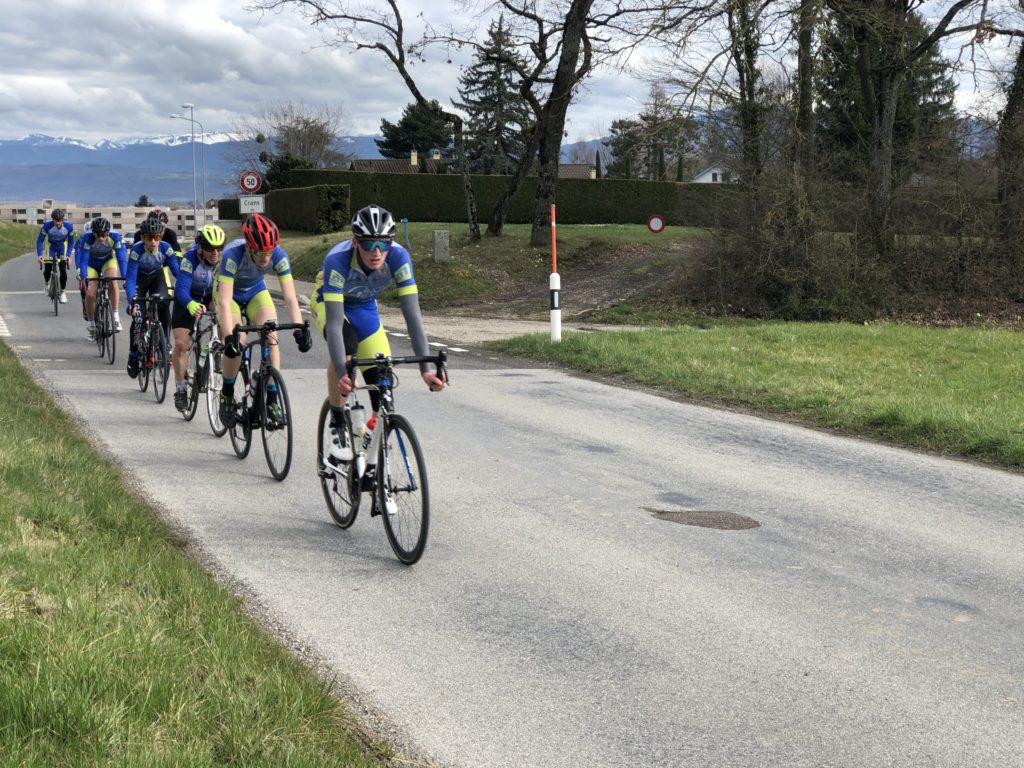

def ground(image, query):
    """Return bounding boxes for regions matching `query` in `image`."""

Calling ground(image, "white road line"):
[0,314,9,337]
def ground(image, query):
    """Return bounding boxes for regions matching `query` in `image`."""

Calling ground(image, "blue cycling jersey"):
[317,240,418,308]
[176,246,219,308]
[78,231,127,279]
[37,220,74,259]
[218,238,292,301]
[126,240,179,300]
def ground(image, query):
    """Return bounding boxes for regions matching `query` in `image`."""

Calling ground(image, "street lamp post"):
[172,103,197,232]
[170,110,208,228]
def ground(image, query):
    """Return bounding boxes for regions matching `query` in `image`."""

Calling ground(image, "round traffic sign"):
[647,214,666,234]
[240,170,262,193]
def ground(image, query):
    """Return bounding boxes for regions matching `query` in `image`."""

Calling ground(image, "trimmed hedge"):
[287,170,743,227]
[217,184,350,233]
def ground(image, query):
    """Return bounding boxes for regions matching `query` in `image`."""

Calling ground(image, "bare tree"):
[246,0,482,242]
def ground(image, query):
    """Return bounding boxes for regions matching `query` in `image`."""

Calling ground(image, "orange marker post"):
[550,204,561,342]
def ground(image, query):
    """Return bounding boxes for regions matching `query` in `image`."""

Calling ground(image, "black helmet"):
[139,217,165,236]
[351,205,397,238]
[51,208,65,220]
[90,217,111,235]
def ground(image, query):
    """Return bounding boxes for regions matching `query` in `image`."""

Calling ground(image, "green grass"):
[0,233,388,764]
[491,321,1024,468]
[281,222,704,311]
[0,222,38,266]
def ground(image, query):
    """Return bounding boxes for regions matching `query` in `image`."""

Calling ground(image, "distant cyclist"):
[133,209,181,256]
[311,204,446,462]
[170,223,225,411]
[217,213,311,427]
[36,208,74,304]
[125,217,180,378]
[79,217,127,338]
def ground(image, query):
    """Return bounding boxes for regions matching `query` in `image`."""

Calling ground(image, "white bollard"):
[550,271,561,342]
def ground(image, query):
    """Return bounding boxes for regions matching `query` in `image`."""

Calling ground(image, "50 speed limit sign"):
[240,170,262,193]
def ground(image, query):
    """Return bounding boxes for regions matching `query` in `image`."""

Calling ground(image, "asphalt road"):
[2,252,1023,768]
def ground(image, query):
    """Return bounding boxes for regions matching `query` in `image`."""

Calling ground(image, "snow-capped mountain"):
[0,133,385,205]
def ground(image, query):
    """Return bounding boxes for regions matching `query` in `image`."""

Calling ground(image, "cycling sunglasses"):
[357,238,392,253]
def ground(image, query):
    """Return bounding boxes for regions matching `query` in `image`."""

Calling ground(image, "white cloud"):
[0,0,655,145]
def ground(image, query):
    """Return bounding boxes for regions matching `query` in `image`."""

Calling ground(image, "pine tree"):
[452,16,532,175]
[816,11,958,183]
[376,100,453,159]
[603,86,699,179]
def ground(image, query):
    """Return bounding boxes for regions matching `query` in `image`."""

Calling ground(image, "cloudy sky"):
[0,0,650,144]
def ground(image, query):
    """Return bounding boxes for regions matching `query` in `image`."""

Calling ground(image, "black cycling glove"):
[295,327,312,353]
[223,332,241,358]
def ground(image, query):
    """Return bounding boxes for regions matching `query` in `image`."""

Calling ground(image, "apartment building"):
[0,199,218,241]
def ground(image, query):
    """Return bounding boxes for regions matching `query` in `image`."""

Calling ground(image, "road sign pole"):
[550,204,561,343]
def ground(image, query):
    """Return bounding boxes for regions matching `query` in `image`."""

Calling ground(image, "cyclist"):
[125,217,180,378]
[37,208,74,303]
[170,223,225,411]
[79,217,127,338]
[217,213,311,427]
[310,204,446,462]
[133,209,181,255]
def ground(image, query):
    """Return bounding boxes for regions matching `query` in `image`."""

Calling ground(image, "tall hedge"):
[217,184,350,233]
[287,170,742,227]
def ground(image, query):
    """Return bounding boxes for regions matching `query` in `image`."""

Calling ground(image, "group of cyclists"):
[36,203,447,461]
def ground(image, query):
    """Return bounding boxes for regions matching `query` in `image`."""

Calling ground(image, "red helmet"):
[148,209,169,224]
[242,213,280,251]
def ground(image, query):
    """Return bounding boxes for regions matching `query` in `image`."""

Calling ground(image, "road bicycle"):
[87,275,125,365]
[131,295,172,404]
[41,254,63,316]
[226,319,310,481]
[180,308,219,423]
[316,350,447,565]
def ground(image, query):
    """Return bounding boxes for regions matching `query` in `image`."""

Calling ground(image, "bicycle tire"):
[50,272,59,316]
[229,362,252,459]
[260,366,293,481]
[378,413,429,564]
[183,343,201,421]
[95,300,107,357]
[152,325,169,404]
[137,325,150,392]
[317,399,360,528]
[206,353,227,437]
[102,303,116,364]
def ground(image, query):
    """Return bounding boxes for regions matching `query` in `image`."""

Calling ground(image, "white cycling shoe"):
[113,315,123,332]
[59,291,68,304]
[328,428,354,462]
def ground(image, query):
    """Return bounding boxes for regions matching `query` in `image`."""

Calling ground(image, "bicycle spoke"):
[379,414,429,564]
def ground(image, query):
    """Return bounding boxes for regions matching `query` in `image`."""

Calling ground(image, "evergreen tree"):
[452,16,532,174]
[376,100,453,159]
[604,86,699,179]
[816,11,958,183]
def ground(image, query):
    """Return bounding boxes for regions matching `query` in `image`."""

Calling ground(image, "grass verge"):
[0,222,38,266]
[490,320,1024,468]
[0,346,386,762]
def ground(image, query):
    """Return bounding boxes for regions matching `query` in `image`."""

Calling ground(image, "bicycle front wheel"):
[317,399,359,528]
[378,414,429,564]
[95,303,107,357]
[50,273,59,316]
[260,366,293,481]
[182,343,201,421]
[206,354,227,437]
[152,326,168,404]
[103,305,116,365]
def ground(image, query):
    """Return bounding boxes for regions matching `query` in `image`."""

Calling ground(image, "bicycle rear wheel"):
[137,327,150,392]
[260,366,293,481]
[182,343,201,421]
[152,326,168,404]
[317,399,360,528]
[378,414,429,564]
[206,353,227,437]
[229,365,252,459]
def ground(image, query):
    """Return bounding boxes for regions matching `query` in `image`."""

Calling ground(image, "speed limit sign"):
[240,170,262,193]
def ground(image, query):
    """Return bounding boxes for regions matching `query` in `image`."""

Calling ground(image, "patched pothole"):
[646,508,760,530]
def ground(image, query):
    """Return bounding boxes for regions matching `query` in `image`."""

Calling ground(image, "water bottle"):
[362,416,377,452]
[349,403,366,443]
